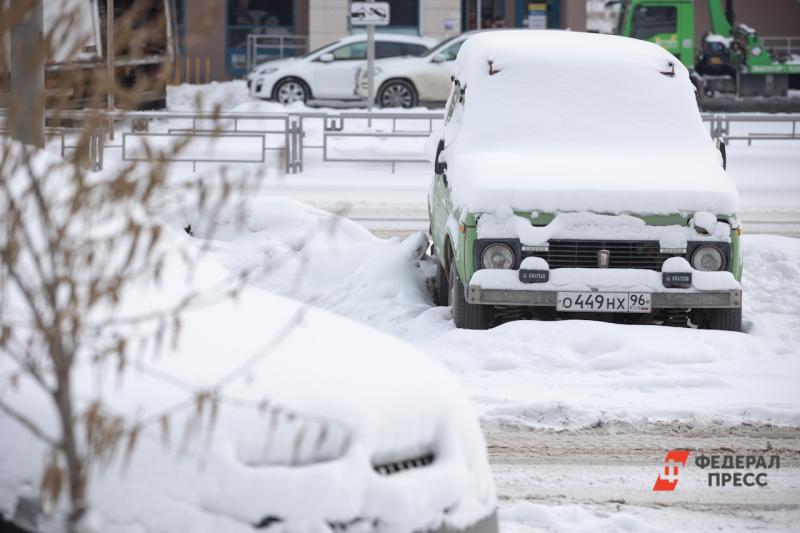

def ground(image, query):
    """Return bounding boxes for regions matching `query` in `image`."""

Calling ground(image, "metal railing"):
[761,36,800,57]
[246,34,308,73]
[704,113,800,145]
[3,110,799,174]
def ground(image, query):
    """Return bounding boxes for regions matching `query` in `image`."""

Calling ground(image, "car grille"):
[524,240,681,270]
[373,452,434,476]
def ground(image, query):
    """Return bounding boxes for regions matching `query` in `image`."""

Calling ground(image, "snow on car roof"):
[444,30,739,216]
[339,32,435,44]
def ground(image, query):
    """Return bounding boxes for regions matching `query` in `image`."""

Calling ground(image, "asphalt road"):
[485,421,800,530]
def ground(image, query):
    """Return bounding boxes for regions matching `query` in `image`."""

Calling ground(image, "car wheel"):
[431,256,450,306]
[378,80,417,108]
[273,78,309,104]
[694,307,742,332]
[450,261,492,330]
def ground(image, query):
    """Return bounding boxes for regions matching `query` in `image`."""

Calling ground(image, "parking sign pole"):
[367,1,375,126]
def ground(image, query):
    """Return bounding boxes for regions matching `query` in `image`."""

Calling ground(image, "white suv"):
[356,33,473,107]
[248,34,436,104]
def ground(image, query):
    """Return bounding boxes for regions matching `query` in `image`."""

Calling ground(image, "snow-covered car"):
[427,30,743,331]
[247,34,436,104]
[0,147,498,532]
[355,33,473,108]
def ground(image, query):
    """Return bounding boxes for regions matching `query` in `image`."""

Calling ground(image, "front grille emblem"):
[597,249,610,268]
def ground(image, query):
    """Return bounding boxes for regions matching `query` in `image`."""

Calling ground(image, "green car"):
[427,30,743,331]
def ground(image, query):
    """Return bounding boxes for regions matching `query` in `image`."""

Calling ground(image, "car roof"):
[336,32,436,46]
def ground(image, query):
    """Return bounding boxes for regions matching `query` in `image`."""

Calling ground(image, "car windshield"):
[300,39,341,59]
[427,35,463,57]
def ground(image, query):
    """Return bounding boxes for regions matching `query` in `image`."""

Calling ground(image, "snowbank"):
[188,197,800,430]
[440,31,739,215]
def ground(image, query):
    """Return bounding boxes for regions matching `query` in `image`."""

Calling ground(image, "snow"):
[183,196,800,430]
[0,144,496,532]
[520,257,548,270]
[476,211,732,248]
[4,75,799,532]
[500,502,657,533]
[438,31,739,216]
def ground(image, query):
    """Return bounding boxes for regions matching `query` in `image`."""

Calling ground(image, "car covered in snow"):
[247,33,436,104]
[427,31,743,331]
[0,154,497,532]
[355,33,474,108]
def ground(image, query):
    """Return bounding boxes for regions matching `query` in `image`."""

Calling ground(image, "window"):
[385,0,418,29]
[440,40,464,61]
[406,43,429,56]
[332,42,367,60]
[228,0,292,27]
[227,0,294,75]
[375,41,429,59]
[631,6,677,40]
[227,0,293,50]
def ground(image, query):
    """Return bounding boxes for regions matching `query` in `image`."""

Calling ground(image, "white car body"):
[248,33,436,103]
[356,33,474,107]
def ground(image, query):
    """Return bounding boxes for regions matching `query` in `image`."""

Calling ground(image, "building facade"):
[177,0,587,80]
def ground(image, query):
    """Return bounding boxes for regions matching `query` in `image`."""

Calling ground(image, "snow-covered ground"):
[162,82,800,238]
[4,81,798,531]
[181,196,799,429]
[175,194,800,531]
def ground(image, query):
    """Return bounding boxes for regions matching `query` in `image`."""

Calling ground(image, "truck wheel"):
[431,257,450,306]
[450,261,492,330]
[695,307,742,332]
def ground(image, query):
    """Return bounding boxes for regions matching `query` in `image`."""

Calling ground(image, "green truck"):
[608,0,800,97]
[428,30,743,331]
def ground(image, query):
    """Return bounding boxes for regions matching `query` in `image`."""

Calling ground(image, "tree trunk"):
[54,374,88,530]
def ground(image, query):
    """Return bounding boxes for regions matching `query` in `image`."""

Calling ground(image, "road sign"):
[350,2,390,26]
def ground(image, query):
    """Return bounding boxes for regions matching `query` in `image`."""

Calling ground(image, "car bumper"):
[247,76,277,98]
[467,268,742,309]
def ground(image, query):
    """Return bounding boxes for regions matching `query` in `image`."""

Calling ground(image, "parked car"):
[247,34,436,104]
[356,33,474,108]
[427,30,743,331]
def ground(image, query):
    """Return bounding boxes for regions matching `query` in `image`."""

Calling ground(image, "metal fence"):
[246,34,308,73]
[3,110,799,174]
[705,113,800,145]
[761,36,800,56]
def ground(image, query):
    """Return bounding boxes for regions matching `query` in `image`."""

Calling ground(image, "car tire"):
[695,307,742,332]
[450,261,492,330]
[431,256,450,306]
[378,79,418,108]
[273,78,309,104]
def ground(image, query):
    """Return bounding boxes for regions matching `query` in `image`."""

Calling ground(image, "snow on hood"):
[441,30,739,215]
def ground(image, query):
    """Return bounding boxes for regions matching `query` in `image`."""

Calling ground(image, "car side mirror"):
[434,139,447,176]
[319,53,334,63]
[431,54,448,64]
[716,138,727,169]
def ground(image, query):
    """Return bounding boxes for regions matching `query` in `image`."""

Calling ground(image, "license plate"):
[556,291,651,313]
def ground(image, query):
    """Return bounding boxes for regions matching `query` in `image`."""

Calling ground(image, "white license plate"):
[556,291,652,313]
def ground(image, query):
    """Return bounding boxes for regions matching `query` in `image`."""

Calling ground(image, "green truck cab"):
[609,0,800,97]
[427,30,743,331]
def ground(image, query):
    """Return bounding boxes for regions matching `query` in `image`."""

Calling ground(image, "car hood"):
[447,149,739,216]
[250,57,296,75]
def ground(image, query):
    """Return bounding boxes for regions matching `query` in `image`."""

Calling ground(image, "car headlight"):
[254,67,278,76]
[691,245,725,271]
[481,243,514,269]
